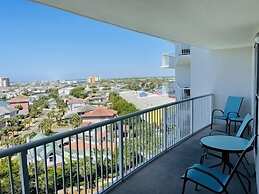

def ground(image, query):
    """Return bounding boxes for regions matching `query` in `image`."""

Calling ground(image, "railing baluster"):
[124,120,127,174]
[76,134,80,194]
[142,114,145,162]
[43,144,49,194]
[8,156,14,194]
[105,125,109,187]
[114,123,118,181]
[82,132,87,194]
[145,113,148,161]
[100,127,104,191]
[89,130,93,194]
[191,99,194,134]
[118,120,124,180]
[53,142,57,194]
[136,116,140,165]
[127,118,131,173]
[33,147,39,194]
[163,107,168,150]
[68,136,73,194]
[110,124,113,184]
[20,151,30,194]
[61,139,66,194]
[94,128,98,193]
[131,117,135,169]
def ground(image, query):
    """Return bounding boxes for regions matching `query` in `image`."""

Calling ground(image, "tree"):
[70,113,82,128]
[39,118,53,135]
[70,86,87,99]
[15,104,23,111]
[48,88,59,99]
[29,96,48,118]
[109,92,137,115]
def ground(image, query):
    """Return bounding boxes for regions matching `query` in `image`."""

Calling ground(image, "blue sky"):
[0,0,175,82]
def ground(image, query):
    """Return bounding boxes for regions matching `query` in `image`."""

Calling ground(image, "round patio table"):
[200,135,249,172]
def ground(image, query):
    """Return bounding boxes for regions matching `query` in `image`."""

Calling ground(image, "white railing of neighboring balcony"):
[0,94,213,194]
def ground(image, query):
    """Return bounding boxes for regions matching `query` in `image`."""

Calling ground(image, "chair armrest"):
[185,166,225,188]
[226,112,239,119]
[212,109,224,117]
[209,130,228,136]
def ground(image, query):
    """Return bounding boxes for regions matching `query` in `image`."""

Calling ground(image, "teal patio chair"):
[209,113,253,137]
[181,136,255,194]
[203,114,253,175]
[211,96,244,133]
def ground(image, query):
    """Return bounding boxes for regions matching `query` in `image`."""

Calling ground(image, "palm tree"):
[39,118,53,135]
[70,113,82,128]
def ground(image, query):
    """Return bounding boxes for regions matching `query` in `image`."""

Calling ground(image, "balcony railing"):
[0,94,213,194]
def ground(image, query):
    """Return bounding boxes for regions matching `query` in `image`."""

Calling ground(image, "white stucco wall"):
[175,62,191,88]
[191,46,254,116]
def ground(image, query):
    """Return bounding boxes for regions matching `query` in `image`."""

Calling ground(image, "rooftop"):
[119,91,175,110]
[67,98,85,104]
[8,96,29,103]
[84,107,117,118]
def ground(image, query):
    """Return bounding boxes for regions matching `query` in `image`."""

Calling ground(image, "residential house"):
[58,86,74,97]
[66,98,85,111]
[0,101,17,119]
[8,96,29,115]
[82,106,117,124]
[27,134,62,166]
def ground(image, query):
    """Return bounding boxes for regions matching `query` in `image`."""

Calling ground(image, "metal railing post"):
[118,120,124,180]
[20,151,30,194]
[190,99,194,134]
[163,108,168,150]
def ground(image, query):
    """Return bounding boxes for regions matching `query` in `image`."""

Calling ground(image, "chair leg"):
[236,172,249,194]
[244,155,250,166]
[226,120,231,135]
[222,163,226,173]
[181,179,187,194]
[195,184,199,191]
[241,160,252,177]
[210,114,214,129]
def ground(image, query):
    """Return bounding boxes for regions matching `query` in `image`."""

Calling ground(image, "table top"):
[200,135,249,153]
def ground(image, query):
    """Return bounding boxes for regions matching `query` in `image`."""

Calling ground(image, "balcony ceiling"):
[34,0,259,49]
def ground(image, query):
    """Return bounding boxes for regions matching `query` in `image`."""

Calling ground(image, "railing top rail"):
[0,93,213,158]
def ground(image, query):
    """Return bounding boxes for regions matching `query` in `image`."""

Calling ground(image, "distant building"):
[48,98,57,109]
[82,106,117,124]
[58,86,74,97]
[63,104,94,119]
[0,100,17,119]
[119,91,175,125]
[8,96,29,115]
[87,76,100,84]
[66,98,85,111]
[0,77,10,88]
[119,91,175,110]
[27,134,62,166]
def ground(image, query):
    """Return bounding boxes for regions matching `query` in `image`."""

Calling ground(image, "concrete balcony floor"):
[107,126,257,194]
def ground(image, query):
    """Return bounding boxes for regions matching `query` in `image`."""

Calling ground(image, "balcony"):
[0,94,256,194]
[107,127,256,194]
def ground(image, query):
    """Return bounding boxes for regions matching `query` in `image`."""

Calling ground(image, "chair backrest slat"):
[236,114,253,137]
[224,96,243,116]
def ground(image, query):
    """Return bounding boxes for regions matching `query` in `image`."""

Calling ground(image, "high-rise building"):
[87,76,100,84]
[0,77,10,88]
